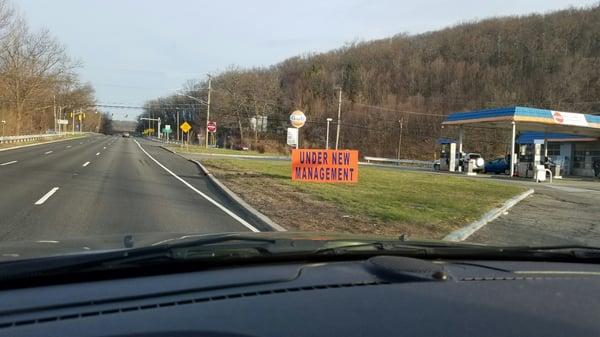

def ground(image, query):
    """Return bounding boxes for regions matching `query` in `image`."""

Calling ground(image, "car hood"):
[0,231,408,262]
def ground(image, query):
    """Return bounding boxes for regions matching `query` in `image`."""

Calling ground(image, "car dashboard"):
[1,256,599,337]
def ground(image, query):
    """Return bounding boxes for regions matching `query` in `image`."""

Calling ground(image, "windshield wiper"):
[0,234,287,284]
[314,241,600,260]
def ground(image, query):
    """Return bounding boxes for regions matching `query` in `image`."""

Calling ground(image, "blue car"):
[484,157,510,174]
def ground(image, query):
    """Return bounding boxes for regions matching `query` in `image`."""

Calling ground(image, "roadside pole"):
[53,95,56,133]
[176,110,180,142]
[72,110,75,135]
[397,119,404,160]
[335,87,342,150]
[205,74,212,148]
[510,121,516,177]
[326,118,332,149]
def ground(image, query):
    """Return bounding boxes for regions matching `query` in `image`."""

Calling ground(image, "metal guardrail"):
[363,156,434,168]
[0,133,64,144]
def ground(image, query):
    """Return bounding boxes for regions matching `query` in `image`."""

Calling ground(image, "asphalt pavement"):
[0,135,264,243]
[467,179,600,246]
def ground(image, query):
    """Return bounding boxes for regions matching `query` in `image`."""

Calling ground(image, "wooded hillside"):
[140,5,600,158]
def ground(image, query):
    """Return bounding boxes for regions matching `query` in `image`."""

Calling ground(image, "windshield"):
[0,0,599,263]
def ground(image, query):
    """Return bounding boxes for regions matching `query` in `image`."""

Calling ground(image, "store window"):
[546,143,560,156]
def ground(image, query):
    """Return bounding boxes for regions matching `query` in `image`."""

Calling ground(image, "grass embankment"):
[168,144,283,157]
[202,158,526,239]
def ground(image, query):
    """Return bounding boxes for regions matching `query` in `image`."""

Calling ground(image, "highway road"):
[0,135,266,244]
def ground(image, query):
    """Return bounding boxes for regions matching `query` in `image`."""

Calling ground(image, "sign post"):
[289,110,306,149]
[287,128,298,147]
[180,121,192,152]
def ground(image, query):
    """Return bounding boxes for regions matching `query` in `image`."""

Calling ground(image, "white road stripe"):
[34,187,59,205]
[0,160,17,166]
[103,147,106,149]
[82,161,90,167]
[66,145,72,148]
[96,152,100,156]
[44,151,53,155]
[133,139,260,232]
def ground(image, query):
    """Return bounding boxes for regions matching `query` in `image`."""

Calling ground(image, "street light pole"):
[205,74,212,148]
[326,118,333,150]
[335,87,342,150]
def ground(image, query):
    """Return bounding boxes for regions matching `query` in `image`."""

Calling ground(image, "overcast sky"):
[17,0,598,120]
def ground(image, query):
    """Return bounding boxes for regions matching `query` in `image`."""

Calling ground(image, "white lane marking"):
[0,160,17,166]
[79,142,83,144]
[66,145,72,148]
[36,240,59,244]
[82,161,90,167]
[96,152,100,156]
[103,147,106,149]
[34,187,59,205]
[44,151,53,155]
[133,139,260,232]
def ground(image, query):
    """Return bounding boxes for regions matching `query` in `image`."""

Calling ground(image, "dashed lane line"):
[34,187,59,205]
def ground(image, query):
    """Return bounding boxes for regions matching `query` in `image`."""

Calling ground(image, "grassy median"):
[201,158,526,239]
[169,144,283,157]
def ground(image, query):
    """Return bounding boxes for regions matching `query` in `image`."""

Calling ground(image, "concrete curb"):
[159,145,286,232]
[443,188,535,242]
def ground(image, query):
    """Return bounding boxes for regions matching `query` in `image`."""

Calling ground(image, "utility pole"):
[176,108,180,142]
[397,119,404,160]
[326,118,333,150]
[205,74,212,148]
[72,110,75,135]
[53,95,56,133]
[335,86,342,150]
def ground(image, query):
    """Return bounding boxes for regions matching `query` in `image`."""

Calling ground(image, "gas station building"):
[441,106,600,178]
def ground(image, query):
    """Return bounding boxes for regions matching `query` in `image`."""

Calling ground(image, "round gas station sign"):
[290,110,306,128]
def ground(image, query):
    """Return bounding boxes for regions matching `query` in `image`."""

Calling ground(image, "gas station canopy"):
[443,106,600,137]
[517,132,597,144]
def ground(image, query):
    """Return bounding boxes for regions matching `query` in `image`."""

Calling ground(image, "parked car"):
[122,132,130,138]
[484,157,510,174]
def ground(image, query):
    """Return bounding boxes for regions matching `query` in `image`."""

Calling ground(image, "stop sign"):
[207,121,217,133]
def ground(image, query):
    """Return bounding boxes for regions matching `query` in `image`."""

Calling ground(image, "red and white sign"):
[207,121,217,133]
[551,111,588,127]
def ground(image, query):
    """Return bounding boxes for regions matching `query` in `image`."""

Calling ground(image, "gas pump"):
[532,140,546,181]
[439,141,457,172]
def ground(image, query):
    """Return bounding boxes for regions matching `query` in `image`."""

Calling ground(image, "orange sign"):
[292,149,359,183]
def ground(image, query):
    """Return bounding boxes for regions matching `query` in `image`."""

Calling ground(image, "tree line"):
[140,4,600,158]
[0,0,109,136]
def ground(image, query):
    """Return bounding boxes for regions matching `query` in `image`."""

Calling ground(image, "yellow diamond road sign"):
[180,121,191,133]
